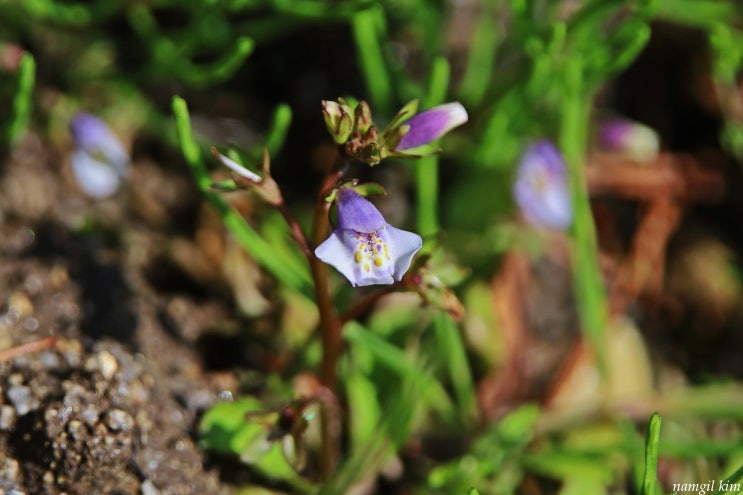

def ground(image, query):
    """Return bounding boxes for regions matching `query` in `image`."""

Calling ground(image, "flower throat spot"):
[354,232,390,273]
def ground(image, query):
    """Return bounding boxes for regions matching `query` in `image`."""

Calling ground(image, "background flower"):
[69,113,130,199]
[513,140,572,230]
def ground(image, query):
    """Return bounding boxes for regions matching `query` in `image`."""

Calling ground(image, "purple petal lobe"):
[599,118,659,161]
[514,140,573,230]
[396,102,468,151]
[337,188,386,233]
[69,113,129,178]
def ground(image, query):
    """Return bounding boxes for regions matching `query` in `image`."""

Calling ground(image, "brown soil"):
[0,133,244,494]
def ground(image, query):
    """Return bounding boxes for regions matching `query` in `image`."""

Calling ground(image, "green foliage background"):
[3,0,743,493]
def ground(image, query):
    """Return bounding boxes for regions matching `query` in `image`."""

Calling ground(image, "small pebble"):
[141,479,161,495]
[0,455,20,483]
[7,385,36,416]
[84,350,118,380]
[106,409,134,433]
[0,405,16,431]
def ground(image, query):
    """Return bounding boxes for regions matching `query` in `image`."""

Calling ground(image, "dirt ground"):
[0,132,246,494]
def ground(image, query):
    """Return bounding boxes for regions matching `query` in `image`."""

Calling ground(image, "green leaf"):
[264,103,293,157]
[6,52,35,145]
[171,96,313,296]
[642,413,662,495]
[433,313,477,426]
[211,179,239,192]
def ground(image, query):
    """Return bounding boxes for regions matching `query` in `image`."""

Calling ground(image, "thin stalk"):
[559,57,608,369]
[415,156,440,235]
[310,161,346,478]
[277,202,312,259]
[415,57,451,235]
[312,169,345,389]
[642,413,662,495]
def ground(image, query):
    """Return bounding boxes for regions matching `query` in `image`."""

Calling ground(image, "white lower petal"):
[71,150,122,199]
[383,226,423,281]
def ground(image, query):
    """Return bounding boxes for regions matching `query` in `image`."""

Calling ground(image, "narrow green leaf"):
[717,463,743,494]
[6,52,35,145]
[458,13,498,106]
[352,7,393,115]
[264,103,293,157]
[433,313,478,425]
[178,36,254,87]
[559,56,608,369]
[642,413,662,495]
[343,322,456,421]
[171,96,313,295]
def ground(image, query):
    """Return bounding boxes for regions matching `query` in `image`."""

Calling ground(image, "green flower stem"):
[559,57,608,368]
[6,52,35,145]
[642,413,662,495]
[416,57,451,235]
[171,96,313,296]
[415,156,440,236]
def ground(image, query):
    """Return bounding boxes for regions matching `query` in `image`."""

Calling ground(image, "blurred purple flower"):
[514,141,572,230]
[598,118,659,161]
[395,102,468,151]
[69,113,130,199]
[315,189,422,287]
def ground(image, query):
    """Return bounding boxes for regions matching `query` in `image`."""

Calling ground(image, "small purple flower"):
[514,141,572,230]
[69,113,130,199]
[315,189,422,287]
[598,118,659,161]
[395,102,468,151]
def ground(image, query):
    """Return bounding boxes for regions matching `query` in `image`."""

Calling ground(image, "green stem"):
[415,156,440,235]
[416,57,451,235]
[6,52,35,145]
[642,413,662,495]
[558,57,608,369]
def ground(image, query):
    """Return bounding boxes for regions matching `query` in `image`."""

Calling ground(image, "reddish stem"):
[0,337,58,362]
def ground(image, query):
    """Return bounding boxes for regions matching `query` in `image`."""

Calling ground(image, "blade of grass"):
[6,52,35,145]
[176,36,254,87]
[344,321,456,422]
[717,463,743,494]
[264,102,293,157]
[432,312,478,425]
[457,9,498,106]
[642,413,662,495]
[171,96,313,296]
[351,7,393,116]
[559,56,608,368]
